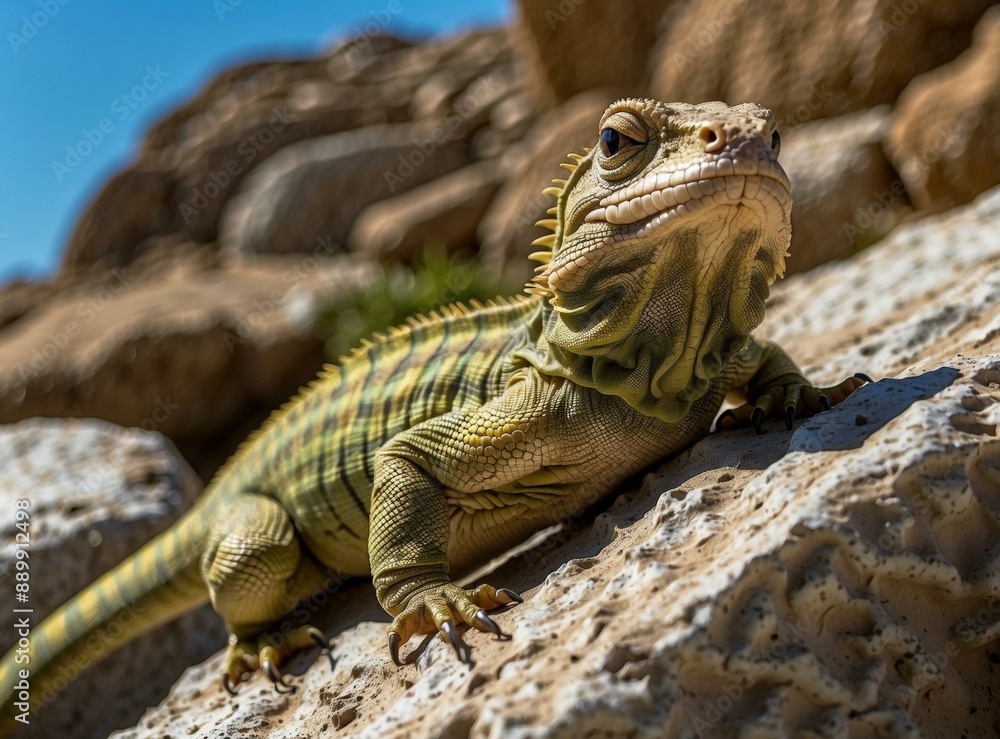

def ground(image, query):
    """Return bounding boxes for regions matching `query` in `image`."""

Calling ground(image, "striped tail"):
[0,506,211,730]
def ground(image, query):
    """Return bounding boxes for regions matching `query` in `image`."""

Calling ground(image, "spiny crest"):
[525,150,584,299]
[220,362,343,475]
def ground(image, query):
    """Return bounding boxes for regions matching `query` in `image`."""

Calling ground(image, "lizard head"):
[526,98,792,422]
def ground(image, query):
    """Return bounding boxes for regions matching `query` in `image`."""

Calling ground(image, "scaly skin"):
[0,98,867,728]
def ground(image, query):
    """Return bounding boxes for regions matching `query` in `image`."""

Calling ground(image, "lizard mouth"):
[581,155,791,239]
[547,156,791,295]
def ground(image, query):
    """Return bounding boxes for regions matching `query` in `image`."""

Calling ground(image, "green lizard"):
[0,98,868,728]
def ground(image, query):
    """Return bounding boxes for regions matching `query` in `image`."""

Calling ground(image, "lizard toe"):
[222,624,331,695]
[385,583,521,664]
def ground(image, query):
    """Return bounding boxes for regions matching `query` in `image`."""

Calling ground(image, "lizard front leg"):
[369,373,555,664]
[717,336,872,433]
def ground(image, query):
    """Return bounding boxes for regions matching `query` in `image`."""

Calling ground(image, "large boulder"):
[61,28,524,274]
[650,0,996,128]
[0,418,225,739]
[780,106,905,273]
[219,124,474,258]
[0,250,373,478]
[513,0,670,105]
[886,6,1000,210]
[111,187,1000,736]
[347,161,502,262]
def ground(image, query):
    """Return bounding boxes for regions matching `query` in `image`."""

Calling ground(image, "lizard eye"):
[770,130,781,157]
[599,127,638,157]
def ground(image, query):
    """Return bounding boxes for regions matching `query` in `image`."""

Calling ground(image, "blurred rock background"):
[4,1,1000,736]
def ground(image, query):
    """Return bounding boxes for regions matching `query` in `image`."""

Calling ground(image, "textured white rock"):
[116,186,1000,738]
[0,418,226,739]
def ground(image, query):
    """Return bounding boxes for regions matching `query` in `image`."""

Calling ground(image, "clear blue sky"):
[0,0,511,285]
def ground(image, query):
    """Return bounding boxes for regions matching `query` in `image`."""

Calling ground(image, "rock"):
[779,106,905,273]
[0,250,374,479]
[169,100,414,245]
[62,169,175,273]
[886,6,1000,211]
[650,0,996,128]
[111,198,1000,736]
[347,161,501,261]
[60,28,520,273]
[513,0,670,105]
[219,124,474,258]
[478,89,612,284]
[0,418,225,739]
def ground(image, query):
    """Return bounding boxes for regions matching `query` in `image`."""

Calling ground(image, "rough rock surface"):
[0,418,225,739]
[779,106,905,273]
[111,185,1000,737]
[649,0,995,127]
[0,251,373,478]
[886,5,1000,210]
[347,161,502,262]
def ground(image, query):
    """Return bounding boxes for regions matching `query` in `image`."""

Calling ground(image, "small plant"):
[319,248,518,361]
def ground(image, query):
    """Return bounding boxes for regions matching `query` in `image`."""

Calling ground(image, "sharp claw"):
[263,660,296,694]
[715,408,736,433]
[389,632,402,667]
[496,588,523,604]
[307,627,329,650]
[751,407,764,435]
[784,405,795,430]
[223,674,238,696]
[819,395,832,411]
[440,620,463,660]
[308,626,336,670]
[854,372,874,383]
[475,609,508,639]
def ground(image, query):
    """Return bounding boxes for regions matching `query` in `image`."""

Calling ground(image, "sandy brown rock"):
[478,90,611,284]
[886,6,1000,211]
[63,169,175,273]
[219,124,474,258]
[780,106,906,273]
[111,194,1000,738]
[650,0,996,128]
[513,0,669,106]
[61,28,520,273]
[0,251,373,478]
[347,161,502,262]
[0,418,224,739]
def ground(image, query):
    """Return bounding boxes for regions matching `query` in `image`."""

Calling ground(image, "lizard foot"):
[716,372,873,434]
[387,584,521,666]
[222,625,331,696]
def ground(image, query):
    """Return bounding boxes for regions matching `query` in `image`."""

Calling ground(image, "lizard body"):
[0,98,866,728]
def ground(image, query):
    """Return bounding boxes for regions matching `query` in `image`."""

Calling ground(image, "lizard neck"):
[517,226,771,422]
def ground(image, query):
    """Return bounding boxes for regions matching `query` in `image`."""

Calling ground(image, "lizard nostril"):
[699,123,727,153]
